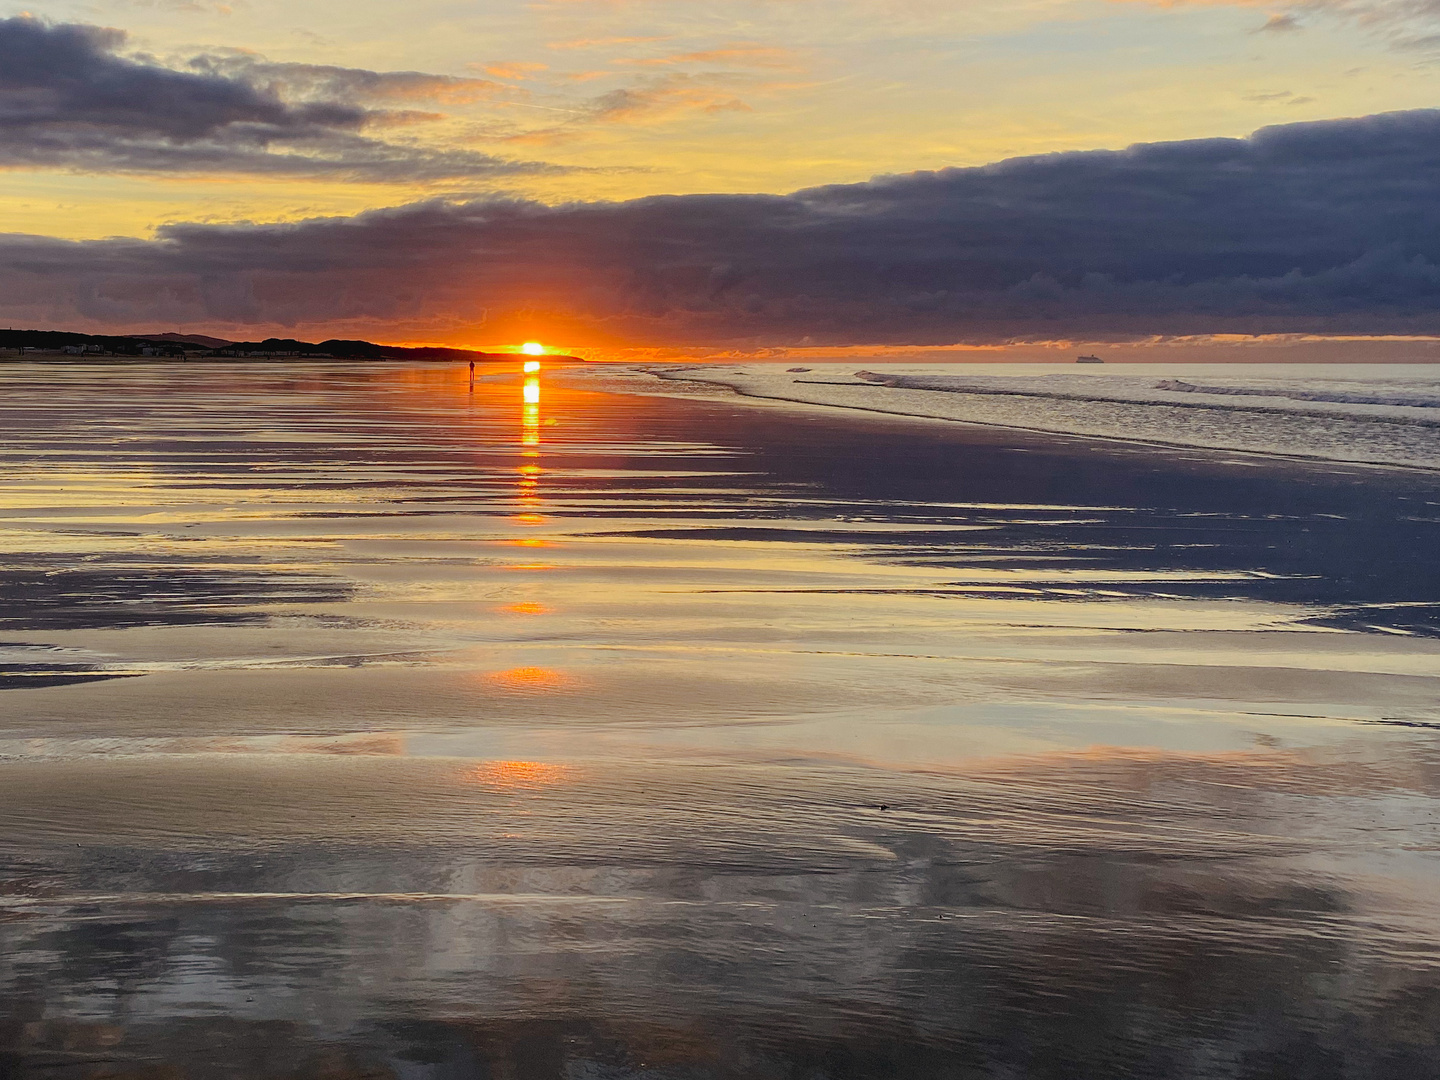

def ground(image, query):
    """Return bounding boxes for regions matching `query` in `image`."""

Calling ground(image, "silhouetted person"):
[469,360,475,391]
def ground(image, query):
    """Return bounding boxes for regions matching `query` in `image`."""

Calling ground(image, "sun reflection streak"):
[468,759,573,790]
[485,666,572,691]
[522,403,539,453]
[501,370,555,611]
[516,373,546,523]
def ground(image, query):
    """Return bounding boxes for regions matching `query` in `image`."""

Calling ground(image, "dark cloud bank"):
[0,17,545,181]
[10,99,1440,343]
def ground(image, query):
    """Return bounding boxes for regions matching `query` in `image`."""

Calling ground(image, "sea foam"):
[590,363,1440,471]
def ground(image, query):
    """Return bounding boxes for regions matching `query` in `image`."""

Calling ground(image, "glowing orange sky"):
[9,2,1440,353]
[10,0,1440,249]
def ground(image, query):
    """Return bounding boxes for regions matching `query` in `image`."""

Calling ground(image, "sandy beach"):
[2,360,1439,1078]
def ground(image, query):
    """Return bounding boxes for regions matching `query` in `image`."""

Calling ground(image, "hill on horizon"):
[141,332,235,348]
[0,328,573,362]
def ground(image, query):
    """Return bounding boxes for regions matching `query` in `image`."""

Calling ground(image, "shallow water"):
[637,363,1440,470]
[2,361,1440,1079]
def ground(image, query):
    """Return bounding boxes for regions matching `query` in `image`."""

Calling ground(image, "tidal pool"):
[1,361,1439,1079]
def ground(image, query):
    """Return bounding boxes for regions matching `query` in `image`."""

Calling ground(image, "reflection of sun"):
[523,360,541,373]
[520,378,541,472]
[522,342,545,356]
[501,601,550,615]
[469,759,572,790]
[485,666,571,691]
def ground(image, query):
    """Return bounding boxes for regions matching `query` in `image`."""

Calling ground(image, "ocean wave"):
[854,371,1440,428]
[626,364,1440,471]
[1154,379,1440,410]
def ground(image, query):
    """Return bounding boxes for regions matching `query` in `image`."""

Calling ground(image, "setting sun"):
[522,342,545,356]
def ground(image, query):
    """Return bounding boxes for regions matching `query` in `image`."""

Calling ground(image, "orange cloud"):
[488,73,754,145]
[481,61,550,81]
[588,75,752,124]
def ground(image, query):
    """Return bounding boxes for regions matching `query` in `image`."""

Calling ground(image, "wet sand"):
[2,361,1439,1078]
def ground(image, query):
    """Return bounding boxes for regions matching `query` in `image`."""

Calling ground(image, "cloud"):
[112,0,236,14]
[1255,12,1304,30]
[1130,0,1440,51]
[619,45,798,69]
[192,53,506,105]
[586,74,752,122]
[486,72,754,145]
[9,108,1440,345]
[0,16,561,182]
[547,36,672,50]
[1241,89,1315,105]
[478,61,550,81]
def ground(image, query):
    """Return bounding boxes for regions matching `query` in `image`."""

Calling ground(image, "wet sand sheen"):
[1,361,1439,1078]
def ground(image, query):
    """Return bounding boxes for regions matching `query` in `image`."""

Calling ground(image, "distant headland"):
[0,329,578,363]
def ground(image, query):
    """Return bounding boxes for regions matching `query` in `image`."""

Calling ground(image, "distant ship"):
[1076,355,1104,364]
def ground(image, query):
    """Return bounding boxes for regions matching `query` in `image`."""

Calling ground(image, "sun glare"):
[522,342,545,356]
[523,359,541,373]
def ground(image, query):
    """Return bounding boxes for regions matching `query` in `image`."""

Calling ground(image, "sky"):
[6,0,1440,353]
